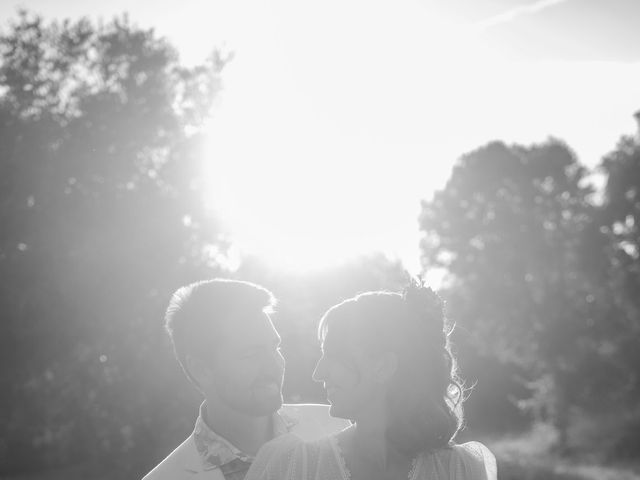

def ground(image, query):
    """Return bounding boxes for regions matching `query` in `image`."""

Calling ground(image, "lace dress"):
[246,432,497,480]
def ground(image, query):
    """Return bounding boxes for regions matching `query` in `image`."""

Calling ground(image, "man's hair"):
[164,279,276,381]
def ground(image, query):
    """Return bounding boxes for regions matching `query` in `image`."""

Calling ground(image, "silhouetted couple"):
[142,279,496,480]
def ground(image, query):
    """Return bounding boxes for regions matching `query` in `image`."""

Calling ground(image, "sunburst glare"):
[198,0,489,272]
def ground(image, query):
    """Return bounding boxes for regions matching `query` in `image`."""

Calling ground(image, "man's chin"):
[249,389,283,416]
[252,396,282,416]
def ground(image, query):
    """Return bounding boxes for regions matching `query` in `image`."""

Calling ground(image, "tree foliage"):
[598,122,640,406]
[418,138,636,446]
[0,13,413,477]
[0,11,228,476]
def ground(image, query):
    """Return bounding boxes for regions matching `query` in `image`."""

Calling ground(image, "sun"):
[196,0,487,273]
[200,116,412,272]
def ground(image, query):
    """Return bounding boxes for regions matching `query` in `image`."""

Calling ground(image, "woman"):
[247,280,497,480]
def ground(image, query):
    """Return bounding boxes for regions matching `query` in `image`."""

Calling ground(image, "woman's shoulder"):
[246,433,345,480]
[258,430,342,458]
[298,431,341,459]
[246,433,304,480]
[421,441,497,480]
[451,441,496,463]
[262,432,305,454]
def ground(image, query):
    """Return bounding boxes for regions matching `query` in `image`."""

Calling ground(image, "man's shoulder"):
[141,435,200,480]
[280,403,350,441]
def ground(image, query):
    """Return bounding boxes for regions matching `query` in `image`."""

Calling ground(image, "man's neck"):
[204,400,274,456]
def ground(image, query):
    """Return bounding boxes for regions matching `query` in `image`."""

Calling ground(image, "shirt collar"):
[192,402,298,471]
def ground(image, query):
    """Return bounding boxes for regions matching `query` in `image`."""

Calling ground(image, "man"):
[142,279,348,480]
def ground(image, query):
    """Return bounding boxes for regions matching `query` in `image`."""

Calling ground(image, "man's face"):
[205,312,285,416]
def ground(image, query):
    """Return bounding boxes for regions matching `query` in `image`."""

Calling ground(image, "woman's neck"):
[345,406,413,478]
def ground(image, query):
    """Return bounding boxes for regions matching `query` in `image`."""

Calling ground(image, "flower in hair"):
[402,277,445,330]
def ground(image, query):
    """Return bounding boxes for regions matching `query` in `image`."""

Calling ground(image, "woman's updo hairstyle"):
[318,277,465,456]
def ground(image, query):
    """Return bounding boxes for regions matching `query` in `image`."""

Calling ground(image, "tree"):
[0,11,229,476]
[598,113,640,407]
[418,139,621,447]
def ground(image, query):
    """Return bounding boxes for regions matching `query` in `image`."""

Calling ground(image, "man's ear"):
[373,352,398,383]
[186,353,213,388]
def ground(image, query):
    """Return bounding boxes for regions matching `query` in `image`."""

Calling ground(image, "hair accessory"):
[402,276,445,332]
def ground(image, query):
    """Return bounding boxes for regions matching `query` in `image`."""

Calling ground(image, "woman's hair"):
[318,278,465,456]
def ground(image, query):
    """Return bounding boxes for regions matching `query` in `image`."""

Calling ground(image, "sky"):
[3,0,640,274]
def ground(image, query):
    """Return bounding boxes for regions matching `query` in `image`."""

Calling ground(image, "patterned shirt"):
[193,402,297,480]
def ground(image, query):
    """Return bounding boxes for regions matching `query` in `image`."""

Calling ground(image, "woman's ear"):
[186,353,213,388]
[373,352,398,383]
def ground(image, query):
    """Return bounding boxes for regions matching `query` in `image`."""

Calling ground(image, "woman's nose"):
[312,356,326,382]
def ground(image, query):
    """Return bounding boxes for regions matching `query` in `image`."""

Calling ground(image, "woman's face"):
[312,323,383,420]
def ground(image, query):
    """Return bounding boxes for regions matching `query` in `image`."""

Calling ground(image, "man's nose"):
[265,349,285,375]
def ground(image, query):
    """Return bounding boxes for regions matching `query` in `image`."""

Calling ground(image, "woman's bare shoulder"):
[421,441,497,480]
